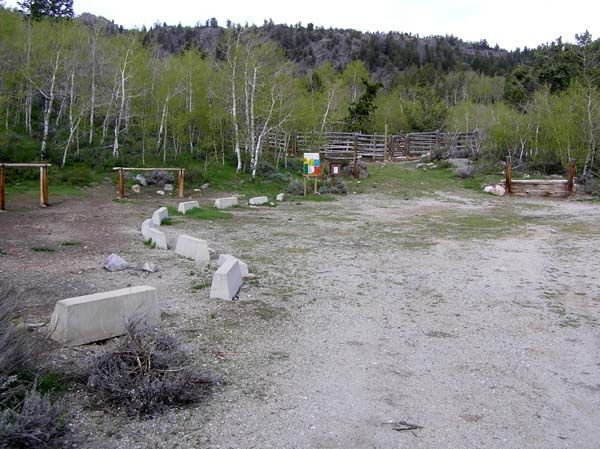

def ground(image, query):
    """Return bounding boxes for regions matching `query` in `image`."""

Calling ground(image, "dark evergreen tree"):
[18,0,74,20]
[344,78,382,133]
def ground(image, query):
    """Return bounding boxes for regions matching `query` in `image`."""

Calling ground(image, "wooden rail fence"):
[503,158,576,197]
[0,163,51,210]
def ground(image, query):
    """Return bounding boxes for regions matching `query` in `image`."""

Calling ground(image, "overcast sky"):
[4,0,599,50]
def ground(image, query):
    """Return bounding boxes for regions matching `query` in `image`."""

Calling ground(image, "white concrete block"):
[141,218,157,240]
[148,227,168,250]
[177,200,199,214]
[210,259,243,300]
[175,235,210,263]
[276,193,285,202]
[151,207,169,226]
[248,196,269,206]
[214,197,238,209]
[49,286,160,346]
[217,254,249,278]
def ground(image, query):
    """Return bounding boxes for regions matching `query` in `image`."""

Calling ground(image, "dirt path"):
[1,184,599,449]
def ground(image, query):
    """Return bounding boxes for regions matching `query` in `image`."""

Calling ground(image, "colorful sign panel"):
[303,153,321,177]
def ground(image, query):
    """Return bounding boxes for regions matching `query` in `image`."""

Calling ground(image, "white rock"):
[174,235,210,263]
[164,183,174,191]
[484,185,495,194]
[217,254,249,277]
[142,262,158,273]
[214,197,238,209]
[276,193,285,202]
[493,185,506,196]
[148,228,168,250]
[210,259,243,300]
[131,184,141,193]
[49,286,160,346]
[177,200,200,214]
[152,207,169,226]
[201,183,210,191]
[248,196,269,206]
[156,190,165,195]
[135,174,148,186]
[141,219,156,240]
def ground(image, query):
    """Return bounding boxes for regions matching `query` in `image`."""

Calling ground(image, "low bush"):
[87,321,214,416]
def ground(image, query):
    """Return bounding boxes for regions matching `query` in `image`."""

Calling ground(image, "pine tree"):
[18,0,74,20]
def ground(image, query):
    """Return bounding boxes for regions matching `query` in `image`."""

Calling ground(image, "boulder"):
[215,197,238,209]
[217,254,249,277]
[135,174,148,186]
[249,196,269,206]
[131,184,141,193]
[276,193,285,202]
[177,200,200,214]
[210,259,243,300]
[151,207,168,226]
[174,235,210,263]
[146,171,174,187]
[49,286,160,346]
[103,254,128,272]
[164,183,174,192]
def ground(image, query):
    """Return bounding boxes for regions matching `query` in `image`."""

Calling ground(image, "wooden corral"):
[503,158,576,197]
[113,167,185,199]
[0,163,51,210]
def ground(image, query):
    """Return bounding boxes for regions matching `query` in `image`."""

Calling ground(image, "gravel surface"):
[1,183,599,449]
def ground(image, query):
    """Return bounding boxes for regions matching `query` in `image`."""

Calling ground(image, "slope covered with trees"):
[0,3,599,180]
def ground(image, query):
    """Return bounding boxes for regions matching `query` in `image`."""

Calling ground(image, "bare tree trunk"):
[88,28,99,145]
[40,50,61,161]
[227,32,242,172]
[320,86,336,133]
[584,88,597,175]
[62,63,77,167]
[112,41,133,159]
[24,21,33,136]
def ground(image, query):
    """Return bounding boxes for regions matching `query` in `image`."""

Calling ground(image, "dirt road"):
[1,183,599,449]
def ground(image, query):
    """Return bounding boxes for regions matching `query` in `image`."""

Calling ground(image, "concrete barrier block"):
[49,286,160,346]
[148,227,168,249]
[210,259,242,300]
[249,196,269,206]
[178,201,199,214]
[141,218,157,240]
[214,197,238,209]
[175,235,209,263]
[152,207,169,226]
[217,254,249,277]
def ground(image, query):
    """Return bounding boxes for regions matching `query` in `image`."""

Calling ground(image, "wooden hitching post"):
[117,168,125,199]
[505,156,512,195]
[314,177,318,194]
[0,164,5,211]
[39,165,49,207]
[567,158,576,193]
[177,169,185,198]
[303,176,307,197]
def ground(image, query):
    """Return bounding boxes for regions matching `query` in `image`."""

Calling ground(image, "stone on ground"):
[218,254,249,277]
[249,196,269,206]
[214,197,238,209]
[148,228,168,249]
[174,235,210,263]
[276,193,285,202]
[164,183,174,192]
[210,258,243,300]
[103,253,128,272]
[151,206,168,226]
[141,218,157,240]
[131,184,141,193]
[135,174,148,186]
[177,200,200,214]
[49,286,160,346]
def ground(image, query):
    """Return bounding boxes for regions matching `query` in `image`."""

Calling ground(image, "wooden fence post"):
[39,166,49,207]
[0,164,5,211]
[567,158,576,193]
[505,156,512,195]
[118,168,125,199]
[177,169,185,198]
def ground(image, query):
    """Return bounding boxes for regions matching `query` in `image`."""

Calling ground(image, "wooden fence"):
[0,163,51,210]
[289,131,479,160]
[503,158,576,197]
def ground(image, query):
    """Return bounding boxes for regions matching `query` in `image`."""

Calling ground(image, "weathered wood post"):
[505,156,512,195]
[0,164,5,211]
[39,165,49,207]
[352,134,359,179]
[177,168,185,198]
[567,158,576,194]
[117,168,125,199]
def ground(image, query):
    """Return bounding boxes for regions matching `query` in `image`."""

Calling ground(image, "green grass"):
[0,248,6,256]
[167,206,232,220]
[31,246,55,253]
[191,282,207,291]
[60,240,81,247]
[143,239,156,249]
[5,180,87,197]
